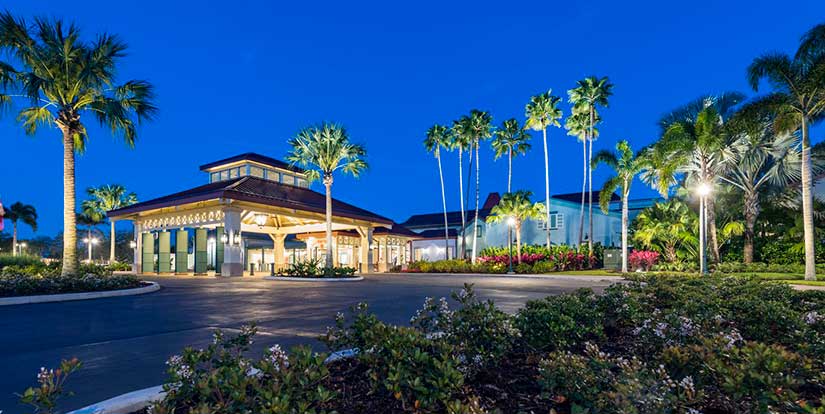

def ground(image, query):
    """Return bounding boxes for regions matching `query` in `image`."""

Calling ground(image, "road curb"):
[262,276,364,282]
[0,282,160,306]
[66,349,358,414]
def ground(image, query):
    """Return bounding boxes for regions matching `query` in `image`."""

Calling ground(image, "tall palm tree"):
[287,123,367,268]
[747,25,825,280]
[424,124,451,259]
[525,91,563,248]
[486,190,544,263]
[565,105,600,245]
[491,118,531,192]
[5,202,37,256]
[0,13,157,275]
[457,110,493,263]
[592,140,645,272]
[656,93,745,263]
[568,77,614,254]
[77,201,104,262]
[86,185,137,263]
[449,120,471,259]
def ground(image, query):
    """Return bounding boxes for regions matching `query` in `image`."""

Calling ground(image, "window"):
[249,166,264,178]
[219,170,229,181]
[474,224,483,237]
[229,168,239,179]
[537,213,564,230]
[281,174,295,186]
[210,172,219,183]
[295,178,307,188]
[267,169,280,182]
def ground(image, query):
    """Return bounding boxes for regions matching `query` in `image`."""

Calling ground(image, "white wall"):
[411,238,457,261]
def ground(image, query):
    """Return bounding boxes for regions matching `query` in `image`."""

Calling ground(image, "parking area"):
[0,273,620,413]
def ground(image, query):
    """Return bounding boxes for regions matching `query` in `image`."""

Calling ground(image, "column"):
[158,231,171,273]
[358,226,373,274]
[332,237,340,267]
[194,228,208,274]
[216,227,225,273]
[175,229,188,273]
[221,207,243,277]
[134,223,142,273]
[141,232,154,274]
[269,233,287,272]
[378,238,389,272]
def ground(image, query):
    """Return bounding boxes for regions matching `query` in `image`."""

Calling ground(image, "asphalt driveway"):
[0,273,620,413]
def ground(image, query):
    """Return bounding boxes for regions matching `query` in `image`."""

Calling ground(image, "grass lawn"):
[550,269,623,276]
[782,280,825,287]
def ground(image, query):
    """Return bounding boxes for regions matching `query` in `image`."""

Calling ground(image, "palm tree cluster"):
[3,201,37,256]
[0,13,156,274]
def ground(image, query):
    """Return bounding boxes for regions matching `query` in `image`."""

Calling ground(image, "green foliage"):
[0,262,141,297]
[406,259,506,274]
[18,358,82,414]
[515,289,605,352]
[0,253,42,270]
[280,258,357,278]
[151,325,336,414]
[106,261,132,272]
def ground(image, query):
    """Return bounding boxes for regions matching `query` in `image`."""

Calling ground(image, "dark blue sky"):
[2,0,823,237]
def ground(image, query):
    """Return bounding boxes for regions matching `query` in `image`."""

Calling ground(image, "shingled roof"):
[108,176,392,225]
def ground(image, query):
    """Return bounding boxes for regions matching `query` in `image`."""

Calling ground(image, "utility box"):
[603,249,623,271]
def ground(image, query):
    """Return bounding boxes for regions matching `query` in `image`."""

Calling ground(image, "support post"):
[221,207,244,277]
[357,226,373,274]
[134,223,142,274]
[269,233,287,272]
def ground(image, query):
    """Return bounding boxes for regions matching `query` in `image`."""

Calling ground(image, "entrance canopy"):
[109,175,393,275]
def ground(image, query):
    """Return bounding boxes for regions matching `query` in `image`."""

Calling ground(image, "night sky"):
[2,0,823,238]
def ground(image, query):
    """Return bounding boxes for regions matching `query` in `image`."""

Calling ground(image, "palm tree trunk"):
[471,142,480,263]
[507,147,512,193]
[542,128,551,248]
[743,192,758,264]
[706,195,721,263]
[579,137,586,246]
[437,152,450,260]
[801,116,816,280]
[62,130,78,275]
[622,183,629,273]
[588,106,594,254]
[110,221,116,263]
[458,149,466,259]
[323,176,334,269]
[12,222,18,256]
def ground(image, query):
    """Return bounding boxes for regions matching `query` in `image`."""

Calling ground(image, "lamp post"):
[18,242,27,256]
[696,183,712,275]
[506,216,516,274]
[84,237,99,263]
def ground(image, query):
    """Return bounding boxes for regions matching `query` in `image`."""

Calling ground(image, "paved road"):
[0,273,620,413]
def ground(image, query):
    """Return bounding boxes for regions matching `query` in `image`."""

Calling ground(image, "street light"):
[18,242,27,255]
[83,237,99,263]
[506,216,516,274]
[696,183,712,275]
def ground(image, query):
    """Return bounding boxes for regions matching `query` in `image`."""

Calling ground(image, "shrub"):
[0,272,142,297]
[107,261,132,272]
[280,258,357,278]
[0,254,42,270]
[18,358,82,414]
[515,288,604,351]
[628,250,659,271]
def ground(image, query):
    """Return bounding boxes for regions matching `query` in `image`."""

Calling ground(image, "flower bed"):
[24,276,825,413]
[0,262,143,297]
[277,258,358,278]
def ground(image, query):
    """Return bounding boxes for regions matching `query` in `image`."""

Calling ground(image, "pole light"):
[696,183,712,275]
[506,216,516,274]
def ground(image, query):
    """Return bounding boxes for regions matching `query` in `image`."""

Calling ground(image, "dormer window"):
[201,153,309,188]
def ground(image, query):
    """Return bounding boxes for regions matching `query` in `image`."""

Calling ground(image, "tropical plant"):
[424,124,452,259]
[746,23,825,280]
[286,123,367,268]
[565,104,600,245]
[632,199,698,262]
[525,90,563,248]
[485,190,545,263]
[85,185,137,262]
[456,110,493,263]
[449,119,471,259]
[0,13,157,275]
[5,202,37,256]
[655,93,745,263]
[568,76,614,254]
[592,140,645,272]
[491,118,531,192]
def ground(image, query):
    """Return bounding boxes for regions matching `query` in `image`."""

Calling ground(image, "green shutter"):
[141,232,154,273]
[215,227,224,274]
[195,228,208,274]
[176,230,189,273]
[158,231,171,273]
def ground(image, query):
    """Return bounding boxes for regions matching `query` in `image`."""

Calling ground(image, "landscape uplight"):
[129,240,137,249]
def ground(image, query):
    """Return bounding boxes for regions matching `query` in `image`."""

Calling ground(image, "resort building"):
[108,153,419,276]
[402,192,656,261]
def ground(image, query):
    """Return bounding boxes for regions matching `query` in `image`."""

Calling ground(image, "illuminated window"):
[281,174,295,186]
[295,178,307,187]
[210,172,219,183]
[249,166,264,178]
[219,170,229,181]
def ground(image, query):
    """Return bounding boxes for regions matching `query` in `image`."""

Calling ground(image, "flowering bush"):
[629,250,659,271]
[0,272,143,297]
[18,358,82,414]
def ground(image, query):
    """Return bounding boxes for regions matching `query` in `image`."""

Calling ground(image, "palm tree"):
[287,123,367,268]
[747,25,825,280]
[632,199,698,263]
[457,110,493,263]
[491,118,531,192]
[5,202,37,256]
[568,77,614,254]
[656,93,745,263]
[86,185,137,263]
[486,190,545,263]
[424,124,451,259]
[0,13,157,275]
[565,105,600,245]
[77,202,104,262]
[592,141,645,272]
[525,91,563,248]
[449,120,471,259]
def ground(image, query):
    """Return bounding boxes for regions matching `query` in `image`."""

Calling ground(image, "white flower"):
[804,311,822,325]
[264,344,289,370]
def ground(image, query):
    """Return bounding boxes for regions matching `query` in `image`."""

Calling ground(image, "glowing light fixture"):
[220,232,229,244]
[254,214,268,227]
[696,183,712,197]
